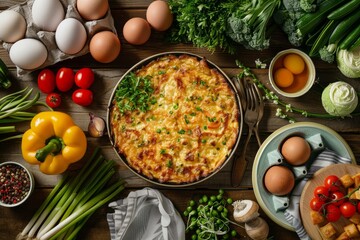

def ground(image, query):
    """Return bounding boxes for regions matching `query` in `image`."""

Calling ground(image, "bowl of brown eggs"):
[252,122,355,231]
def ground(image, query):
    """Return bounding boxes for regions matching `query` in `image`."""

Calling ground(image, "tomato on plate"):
[46,93,62,108]
[314,186,330,201]
[72,89,93,106]
[75,68,94,89]
[340,202,356,218]
[56,68,74,92]
[324,175,342,192]
[325,204,341,222]
[330,191,346,206]
[38,69,56,94]
[310,197,326,211]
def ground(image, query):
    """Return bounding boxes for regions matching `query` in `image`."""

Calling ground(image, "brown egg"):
[146,0,173,31]
[281,136,311,165]
[123,17,151,45]
[264,165,295,196]
[77,0,109,20]
[89,31,121,63]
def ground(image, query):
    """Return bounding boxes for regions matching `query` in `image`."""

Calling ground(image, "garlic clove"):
[88,112,106,137]
[245,217,269,240]
[232,199,260,223]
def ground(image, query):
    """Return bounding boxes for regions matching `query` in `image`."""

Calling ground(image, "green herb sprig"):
[115,72,156,114]
[235,60,360,122]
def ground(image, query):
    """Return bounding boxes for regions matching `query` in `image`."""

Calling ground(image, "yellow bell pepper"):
[21,111,87,175]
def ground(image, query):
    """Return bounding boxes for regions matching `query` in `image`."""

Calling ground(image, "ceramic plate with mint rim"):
[252,122,355,231]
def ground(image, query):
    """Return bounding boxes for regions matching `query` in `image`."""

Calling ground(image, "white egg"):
[9,38,48,70]
[0,10,27,43]
[55,18,87,55]
[32,0,65,31]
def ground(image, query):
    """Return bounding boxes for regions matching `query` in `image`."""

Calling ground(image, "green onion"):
[18,148,126,240]
[0,87,51,142]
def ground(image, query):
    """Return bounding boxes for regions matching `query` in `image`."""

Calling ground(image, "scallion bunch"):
[17,148,126,240]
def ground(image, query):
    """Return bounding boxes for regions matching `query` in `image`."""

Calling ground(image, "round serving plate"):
[106,51,243,187]
[300,164,360,239]
[252,122,355,230]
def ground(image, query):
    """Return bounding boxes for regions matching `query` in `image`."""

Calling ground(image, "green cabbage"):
[321,81,358,117]
[336,46,360,79]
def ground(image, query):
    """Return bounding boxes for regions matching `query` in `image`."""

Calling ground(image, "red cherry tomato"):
[357,202,360,213]
[340,202,357,218]
[38,69,56,94]
[72,89,93,106]
[56,68,74,92]
[314,186,330,202]
[325,204,341,222]
[75,68,95,89]
[46,93,62,108]
[310,197,326,211]
[324,175,342,192]
[331,191,346,206]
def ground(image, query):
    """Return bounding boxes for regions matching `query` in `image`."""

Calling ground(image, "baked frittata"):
[109,54,240,184]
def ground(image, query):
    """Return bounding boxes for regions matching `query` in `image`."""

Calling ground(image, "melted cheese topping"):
[110,55,239,184]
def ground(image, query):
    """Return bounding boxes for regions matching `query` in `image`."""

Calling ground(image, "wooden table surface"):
[1,1,359,239]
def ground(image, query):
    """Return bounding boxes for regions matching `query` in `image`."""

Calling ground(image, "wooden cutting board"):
[300,164,360,239]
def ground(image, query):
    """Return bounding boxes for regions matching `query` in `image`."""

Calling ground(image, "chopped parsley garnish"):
[160,149,166,154]
[156,129,162,133]
[173,103,179,110]
[196,106,202,111]
[184,115,189,124]
[178,129,186,134]
[203,126,208,130]
[166,160,173,168]
[115,72,155,113]
[207,117,216,122]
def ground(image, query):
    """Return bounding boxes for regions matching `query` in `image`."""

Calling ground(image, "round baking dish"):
[107,52,243,187]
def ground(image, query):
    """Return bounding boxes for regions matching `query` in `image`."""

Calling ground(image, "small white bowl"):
[268,49,316,98]
[0,161,34,207]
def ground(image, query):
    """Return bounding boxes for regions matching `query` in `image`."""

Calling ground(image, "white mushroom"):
[232,200,260,223]
[245,217,269,240]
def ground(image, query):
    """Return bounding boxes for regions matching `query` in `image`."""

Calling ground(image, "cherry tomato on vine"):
[324,175,342,192]
[46,93,62,108]
[340,202,356,218]
[310,197,326,211]
[325,204,341,222]
[314,186,330,201]
[331,191,346,206]
[56,68,74,92]
[75,68,95,89]
[72,89,93,106]
[38,69,56,94]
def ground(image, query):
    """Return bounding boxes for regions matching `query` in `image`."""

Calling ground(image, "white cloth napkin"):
[284,149,352,240]
[107,188,185,240]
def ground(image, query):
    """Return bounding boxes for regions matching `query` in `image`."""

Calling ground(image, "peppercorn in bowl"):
[0,161,34,207]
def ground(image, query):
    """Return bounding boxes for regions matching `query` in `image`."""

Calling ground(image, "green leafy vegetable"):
[167,0,237,53]
[227,0,281,50]
[114,72,155,114]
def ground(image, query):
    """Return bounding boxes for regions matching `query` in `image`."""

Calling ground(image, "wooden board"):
[300,164,360,239]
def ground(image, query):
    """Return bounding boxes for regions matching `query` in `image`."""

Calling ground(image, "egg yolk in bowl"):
[272,53,309,93]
